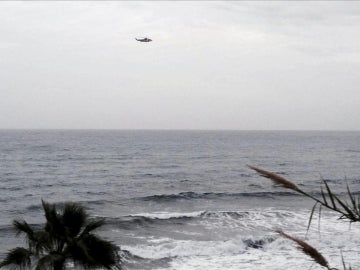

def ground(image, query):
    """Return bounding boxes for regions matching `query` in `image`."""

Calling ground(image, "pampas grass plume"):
[247,165,298,190]
[276,230,330,269]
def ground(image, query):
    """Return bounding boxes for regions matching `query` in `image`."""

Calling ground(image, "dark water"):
[1,130,360,269]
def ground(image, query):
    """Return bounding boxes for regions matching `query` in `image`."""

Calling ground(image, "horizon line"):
[0,128,359,132]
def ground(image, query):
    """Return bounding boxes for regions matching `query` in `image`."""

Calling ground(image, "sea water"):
[0,130,359,269]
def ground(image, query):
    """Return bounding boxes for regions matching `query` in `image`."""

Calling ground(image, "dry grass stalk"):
[276,230,329,269]
[247,165,298,190]
[248,165,360,223]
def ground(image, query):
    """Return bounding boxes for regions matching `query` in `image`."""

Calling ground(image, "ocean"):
[0,130,359,269]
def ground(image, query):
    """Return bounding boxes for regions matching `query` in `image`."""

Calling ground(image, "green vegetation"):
[248,165,357,270]
[0,200,121,270]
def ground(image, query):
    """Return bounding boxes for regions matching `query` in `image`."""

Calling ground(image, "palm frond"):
[13,220,35,238]
[67,240,97,269]
[35,252,65,270]
[42,200,57,223]
[73,234,121,269]
[0,247,32,270]
[42,200,66,240]
[3,200,123,270]
[62,202,88,238]
[81,219,106,237]
[33,230,52,254]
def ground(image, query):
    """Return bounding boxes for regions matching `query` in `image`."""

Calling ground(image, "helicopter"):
[135,37,152,42]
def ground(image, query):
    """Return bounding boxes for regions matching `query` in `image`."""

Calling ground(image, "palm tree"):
[0,200,121,270]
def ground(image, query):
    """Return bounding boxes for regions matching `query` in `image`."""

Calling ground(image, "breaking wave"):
[105,210,309,231]
[122,236,275,261]
[136,191,299,202]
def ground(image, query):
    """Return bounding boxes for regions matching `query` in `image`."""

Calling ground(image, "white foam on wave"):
[174,223,359,270]
[128,211,205,219]
[166,238,328,270]
[125,232,360,270]
[195,209,311,233]
[122,209,360,270]
[122,236,258,259]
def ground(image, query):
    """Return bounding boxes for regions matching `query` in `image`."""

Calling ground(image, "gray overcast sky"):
[1,1,360,130]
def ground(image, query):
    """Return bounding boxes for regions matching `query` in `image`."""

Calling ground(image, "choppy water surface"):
[1,130,359,269]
